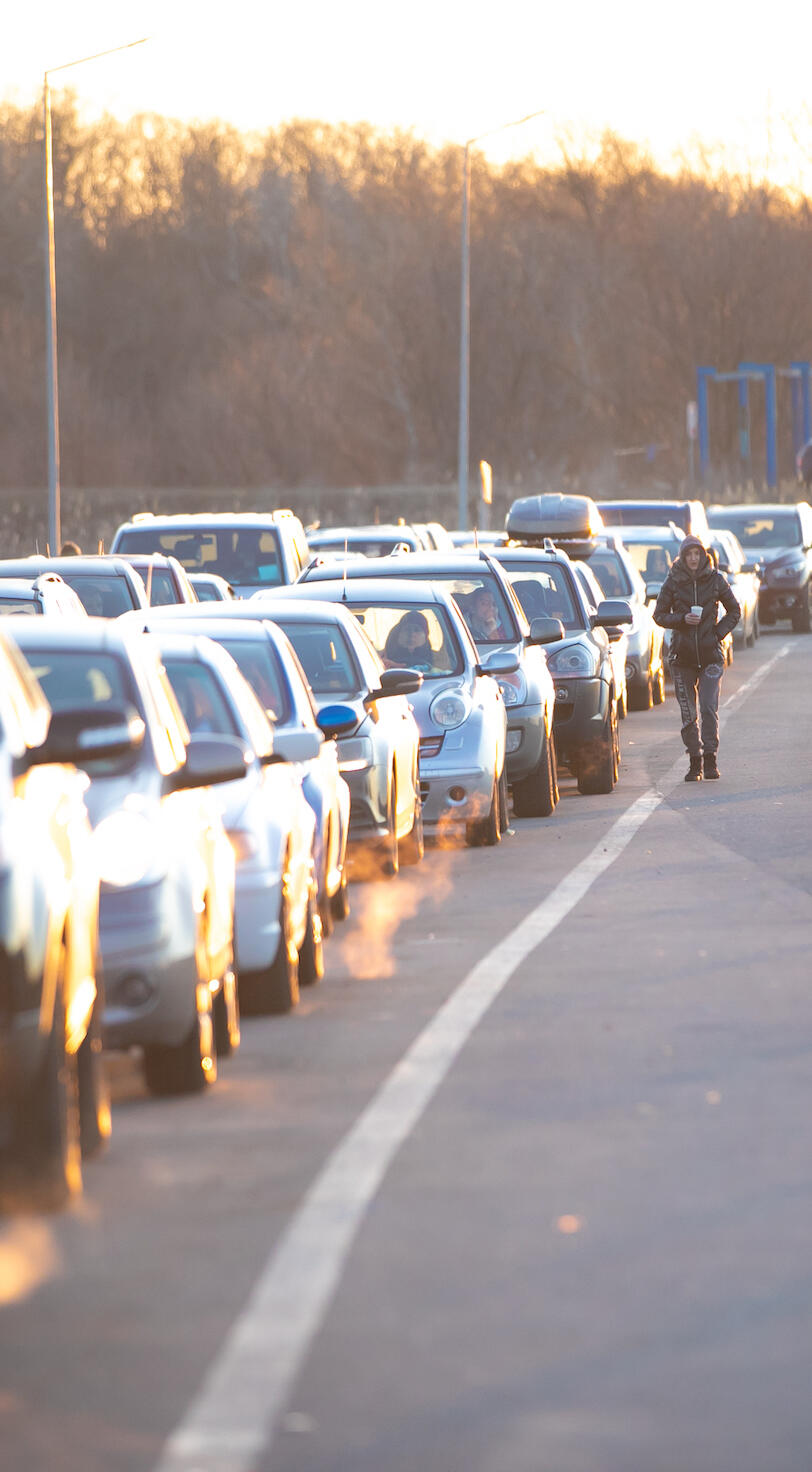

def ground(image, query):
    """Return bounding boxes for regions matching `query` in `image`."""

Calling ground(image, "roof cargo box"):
[506,493,604,547]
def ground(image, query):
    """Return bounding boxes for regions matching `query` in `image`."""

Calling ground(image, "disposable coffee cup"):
[690,605,702,617]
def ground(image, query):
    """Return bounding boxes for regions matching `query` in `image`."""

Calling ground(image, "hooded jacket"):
[653,536,740,668]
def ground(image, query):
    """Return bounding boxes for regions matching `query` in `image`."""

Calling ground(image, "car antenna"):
[145,559,153,604]
[342,537,348,601]
[97,538,105,554]
[473,527,479,549]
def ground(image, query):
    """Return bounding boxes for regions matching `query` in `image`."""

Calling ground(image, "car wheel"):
[791,584,812,632]
[512,727,558,818]
[466,774,501,847]
[652,661,666,705]
[298,891,324,987]
[577,703,618,795]
[3,961,83,1211]
[213,967,240,1057]
[399,791,424,866]
[318,823,335,939]
[618,684,628,719]
[376,779,399,878]
[330,867,350,922]
[497,766,510,832]
[77,983,111,1159]
[143,977,217,1096]
[628,672,653,711]
[240,878,300,1015]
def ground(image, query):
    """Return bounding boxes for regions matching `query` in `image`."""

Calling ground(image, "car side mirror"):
[270,729,323,763]
[526,616,565,645]
[166,734,251,791]
[476,651,521,677]
[316,704,359,740]
[25,705,146,770]
[741,561,760,575]
[364,667,423,703]
[592,599,634,627]
[644,582,660,601]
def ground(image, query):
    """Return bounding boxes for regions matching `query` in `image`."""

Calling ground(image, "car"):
[709,533,760,647]
[111,509,311,593]
[505,496,664,713]
[116,553,198,606]
[0,573,88,619]
[305,524,422,558]
[449,531,507,549]
[270,579,512,843]
[0,555,150,616]
[597,498,711,540]
[138,627,324,1014]
[245,596,424,875]
[297,550,560,819]
[0,628,120,1210]
[9,619,244,1097]
[188,572,236,602]
[612,523,686,599]
[706,502,812,632]
[489,545,630,794]
[411,522,454,552]
[570,560,629,718]
[120,607,352,928]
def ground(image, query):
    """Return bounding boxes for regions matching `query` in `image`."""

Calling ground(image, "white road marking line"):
[153,640,792,1472]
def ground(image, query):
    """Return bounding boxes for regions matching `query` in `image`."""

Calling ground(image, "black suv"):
[707,502,812,632]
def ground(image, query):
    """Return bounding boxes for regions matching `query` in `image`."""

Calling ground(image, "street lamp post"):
[43,39,147,553]
[457,111,545,533]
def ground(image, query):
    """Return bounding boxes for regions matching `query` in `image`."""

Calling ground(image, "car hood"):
[755,547,805,573]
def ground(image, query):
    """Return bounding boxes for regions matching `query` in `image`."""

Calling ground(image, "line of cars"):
[3,489,778,1212]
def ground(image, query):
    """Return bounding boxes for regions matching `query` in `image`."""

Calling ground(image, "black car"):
[707,502,812,632]
[490,545,631,794]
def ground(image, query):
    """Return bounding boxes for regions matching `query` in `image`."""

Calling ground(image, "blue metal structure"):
[696,361,811,490]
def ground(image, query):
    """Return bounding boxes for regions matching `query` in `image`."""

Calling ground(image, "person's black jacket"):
[653,541,740,669]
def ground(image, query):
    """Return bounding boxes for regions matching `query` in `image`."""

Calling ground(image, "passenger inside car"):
[383,611,437,672]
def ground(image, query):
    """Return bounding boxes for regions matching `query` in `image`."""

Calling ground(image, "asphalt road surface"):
[2,630,810,1472]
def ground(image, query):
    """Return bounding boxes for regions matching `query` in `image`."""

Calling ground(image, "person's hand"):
[685,611,701,625]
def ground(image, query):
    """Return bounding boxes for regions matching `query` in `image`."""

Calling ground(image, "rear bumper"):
[100,879,198,1050]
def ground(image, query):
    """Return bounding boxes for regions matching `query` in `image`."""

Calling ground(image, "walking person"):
[653,535,740,780]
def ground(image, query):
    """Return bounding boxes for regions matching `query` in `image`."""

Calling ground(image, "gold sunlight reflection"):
[0,1218,61,1305]
[557,1215,583,1235]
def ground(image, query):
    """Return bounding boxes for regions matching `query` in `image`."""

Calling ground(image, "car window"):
[502,566,581,630]
[220,667,274,758]
[312,535,410,557]
[137,568,179,606]
[26,647,140,775]
[422,574,517,645]
[346,604,462,676]
[581,549,633,597]
[61,573,136,617]
[621,540,677,581]
[0,598,37,615]
[162,657,240,737]
[117,527,283,588]
[272,619,364,696]
[707,511,802,549]
[218,638,290,722]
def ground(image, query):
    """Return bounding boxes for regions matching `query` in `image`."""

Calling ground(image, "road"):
[1,630,811,1472]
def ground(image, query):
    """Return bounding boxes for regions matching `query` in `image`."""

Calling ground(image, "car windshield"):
[25,647,139,774]
[312,535,411,557]
[61,574,136,617]
[137,569,179,606]
[347,603,463,676]
[117,526,283,588]
[419,574,517,646]
[599,503,689,529]
[707,511,803,549]
[580,548,634,598]
[270,619,363,697]
[503,565,582,630]
[621,540,677,581]
[162,658,240,738]
[218,638,290,722]
[0,599,37,615]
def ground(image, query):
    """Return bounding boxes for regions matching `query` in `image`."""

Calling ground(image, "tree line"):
[1,98,811,543]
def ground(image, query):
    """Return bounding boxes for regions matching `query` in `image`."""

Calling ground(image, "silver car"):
[270,580,510,846]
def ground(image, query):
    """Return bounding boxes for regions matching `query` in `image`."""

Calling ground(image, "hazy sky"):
[4,0,811,182]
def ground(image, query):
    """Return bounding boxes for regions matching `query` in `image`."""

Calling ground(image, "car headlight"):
[429,689,471,728]
[94,811,157,888]
[546,644,599,677]
[772,563,805,582]
[338,735,374,772]
[496,669,528,708]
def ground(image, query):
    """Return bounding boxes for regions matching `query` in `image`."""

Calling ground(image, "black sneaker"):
[685,755,703,782]
[703,753,720,780]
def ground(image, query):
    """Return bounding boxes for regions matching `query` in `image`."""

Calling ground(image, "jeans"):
[671,662,724,757]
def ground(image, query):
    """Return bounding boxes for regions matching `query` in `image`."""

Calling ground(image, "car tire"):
[618,684,628,719]
[3,963,83,1211]
[330,867,350,922]
[577,703,618,795]
[376,779,399,879]
[143,980,217,1096]
[298,891,324,987]
[399,793,424,866]
[240,880,300,1015]
[213,968,240,1057]
[628,672,653,711]
[512,727,558,818]
[791,584,812,633]
[466,774,501,847]
[77,985,111,1159]
[652,661,666,705]
[497,766,510,832]
[318,823,335,938]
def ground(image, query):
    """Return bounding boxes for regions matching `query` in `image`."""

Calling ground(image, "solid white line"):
[153,639,792,1472]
